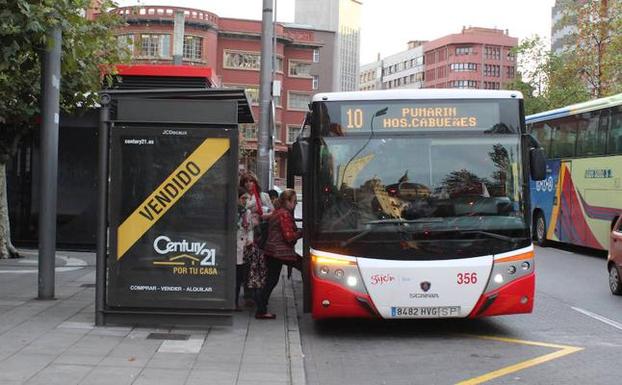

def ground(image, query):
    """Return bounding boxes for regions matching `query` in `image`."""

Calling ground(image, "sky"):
[115,0,556,64]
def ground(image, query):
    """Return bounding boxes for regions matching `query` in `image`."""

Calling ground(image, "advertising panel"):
[107,126,234,309]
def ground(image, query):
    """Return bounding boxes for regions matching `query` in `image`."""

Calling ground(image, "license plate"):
[390,306,461,318]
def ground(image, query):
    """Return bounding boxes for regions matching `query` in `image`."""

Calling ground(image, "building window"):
[484,64,501,77]
[288,91,311,111]
[287,125,302,144]
[426,52,435,64]
[438,49,447,61]
[117,34,134,55]
[483,81,500,90]
[455,46,473,55]
[246,86,260,105]
[506,66,515,78]
[274,93,282,107]
[449,63,477,72]
[312,75,319,90]
[225,84,260,105]
[139,34,170,58]
[450,80,478,89]
[183,36,202,60]
[313,48,320,63]
[436,66,448,78]
[276,56,284,72]
[240,123,257,140]
[289,60,312,77]
[275,122,282,143]
[224,50,261,70]
[485,46,501,60]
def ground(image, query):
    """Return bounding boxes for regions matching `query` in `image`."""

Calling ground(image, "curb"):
[283,273,306,385]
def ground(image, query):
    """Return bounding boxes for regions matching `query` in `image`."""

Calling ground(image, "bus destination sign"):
[340,102,500,131]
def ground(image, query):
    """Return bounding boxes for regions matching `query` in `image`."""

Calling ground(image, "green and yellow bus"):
[528,93,622,250]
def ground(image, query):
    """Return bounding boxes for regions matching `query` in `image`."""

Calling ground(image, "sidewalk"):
[0,250,305,385]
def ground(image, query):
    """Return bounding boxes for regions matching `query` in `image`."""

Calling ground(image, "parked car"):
[608,216,622,295]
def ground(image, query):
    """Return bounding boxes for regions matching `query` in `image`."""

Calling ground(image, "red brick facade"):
[423,27,518,90]
[109,5,321,184]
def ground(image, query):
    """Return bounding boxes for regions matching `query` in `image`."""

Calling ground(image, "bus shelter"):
[95,89,253,327]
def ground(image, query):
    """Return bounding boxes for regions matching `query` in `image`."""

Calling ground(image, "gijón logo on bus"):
[151,235,219,276]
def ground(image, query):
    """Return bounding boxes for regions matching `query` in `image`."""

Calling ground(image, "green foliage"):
[505,35,590,115]
[0,0,129,162]
[505,1,622,115]
[553,0,622,98]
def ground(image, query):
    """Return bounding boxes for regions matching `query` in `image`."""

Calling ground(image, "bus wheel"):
[534,212,548,247]
[609,264,622,295]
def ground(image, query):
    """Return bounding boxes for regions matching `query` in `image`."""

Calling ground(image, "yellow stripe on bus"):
[547,162,567,240]
[117,138,230,260]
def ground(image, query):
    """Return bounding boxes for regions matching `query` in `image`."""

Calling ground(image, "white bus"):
[288,89,545,319]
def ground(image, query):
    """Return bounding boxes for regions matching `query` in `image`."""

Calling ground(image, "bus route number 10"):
[346,108,364,129]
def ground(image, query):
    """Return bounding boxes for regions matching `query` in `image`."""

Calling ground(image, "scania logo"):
[420,281,431,292]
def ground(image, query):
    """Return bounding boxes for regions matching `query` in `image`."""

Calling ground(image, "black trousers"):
[256,256,301,314]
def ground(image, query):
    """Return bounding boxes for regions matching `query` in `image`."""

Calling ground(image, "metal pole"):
[95,95,111,326]
[269,0,277,189]
[257,0,274,191]
[172,11,185,65]
[38,26,61,300]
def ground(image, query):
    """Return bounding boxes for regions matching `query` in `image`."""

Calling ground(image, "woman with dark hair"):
[255,189,302,319]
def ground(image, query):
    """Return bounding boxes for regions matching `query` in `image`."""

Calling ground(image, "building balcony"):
[112,6,219,28]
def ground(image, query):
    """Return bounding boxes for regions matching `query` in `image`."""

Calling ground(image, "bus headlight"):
[312,251,368,295]
[494,274,504,284]
[347,276,358,287]
[484,251,534,293]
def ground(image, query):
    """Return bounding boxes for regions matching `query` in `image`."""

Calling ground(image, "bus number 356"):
[457,272,477,285]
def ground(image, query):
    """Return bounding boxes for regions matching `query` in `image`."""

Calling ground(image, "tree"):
[440,169,488,198]
[557,0,622,98]
[0,0,128,258]
[505,35,590,115]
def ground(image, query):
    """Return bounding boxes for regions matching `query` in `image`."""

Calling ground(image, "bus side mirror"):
[287,138,309,188]
[530,147,546,181]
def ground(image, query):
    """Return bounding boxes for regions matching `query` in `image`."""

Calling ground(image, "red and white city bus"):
[288,89,546,319]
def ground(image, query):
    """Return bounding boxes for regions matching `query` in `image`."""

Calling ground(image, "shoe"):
[255,312,276,319]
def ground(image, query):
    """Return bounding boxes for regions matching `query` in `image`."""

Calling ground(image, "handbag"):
[254,220,269,249]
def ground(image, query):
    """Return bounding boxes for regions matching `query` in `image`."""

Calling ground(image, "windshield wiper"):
[365,218,444,225]
[457,230,524,243]
[340,218,445,247]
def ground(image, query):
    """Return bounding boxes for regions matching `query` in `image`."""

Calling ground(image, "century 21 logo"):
[153,235,216,266]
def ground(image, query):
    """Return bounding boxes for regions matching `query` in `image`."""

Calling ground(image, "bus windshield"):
[312,101,530,260]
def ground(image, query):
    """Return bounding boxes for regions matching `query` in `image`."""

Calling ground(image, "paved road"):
[0,250,304,385]
[294,244,622,385]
